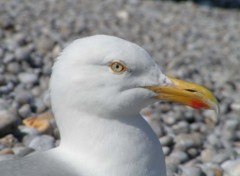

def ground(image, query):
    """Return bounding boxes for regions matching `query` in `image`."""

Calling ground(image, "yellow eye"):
[109,61,127,74]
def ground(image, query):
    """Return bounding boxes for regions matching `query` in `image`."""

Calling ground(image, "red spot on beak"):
[191,100,209,109]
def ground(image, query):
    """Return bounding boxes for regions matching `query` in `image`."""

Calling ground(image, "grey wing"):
[0,151,81,176]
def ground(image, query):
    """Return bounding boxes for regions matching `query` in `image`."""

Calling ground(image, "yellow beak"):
[146,76,219,114]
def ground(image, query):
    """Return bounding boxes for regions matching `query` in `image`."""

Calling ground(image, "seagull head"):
[50,35,218,119]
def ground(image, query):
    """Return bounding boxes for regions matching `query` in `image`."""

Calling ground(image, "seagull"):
[0,35,218,176]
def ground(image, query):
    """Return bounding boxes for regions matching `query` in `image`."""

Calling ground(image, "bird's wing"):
[0,150,81,176]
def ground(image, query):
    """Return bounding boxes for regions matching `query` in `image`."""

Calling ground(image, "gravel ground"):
[0,0,240,176]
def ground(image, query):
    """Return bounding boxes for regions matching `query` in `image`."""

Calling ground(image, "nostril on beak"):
[185,89,197,93]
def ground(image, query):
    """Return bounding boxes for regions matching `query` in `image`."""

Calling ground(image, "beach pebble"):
[222,159,240,176]
[0,110,17,135]
[18,72,38,85]
[179,166,204,176]
[27,135,55,151]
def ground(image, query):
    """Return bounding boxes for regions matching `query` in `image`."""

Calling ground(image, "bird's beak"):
[146,76,219,114]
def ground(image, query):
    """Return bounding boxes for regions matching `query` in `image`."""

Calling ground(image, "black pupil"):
[116,64,120,69]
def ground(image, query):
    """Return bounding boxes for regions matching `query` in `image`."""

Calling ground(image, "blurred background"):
[0,0,239,176]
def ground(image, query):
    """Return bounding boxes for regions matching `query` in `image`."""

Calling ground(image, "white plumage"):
[0,35,218,176]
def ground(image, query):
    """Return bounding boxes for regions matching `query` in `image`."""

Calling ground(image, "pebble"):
[179,166,204,176]
[14,89,33,105]
[231,102,240,112]
[0,148,14,155]
[18,72,38,85]
[27,135,55,151]
[170,150,189,164]
[211,152,230,164]
[201,148,217,163]
[172,121,190,134]
[162,146,171,155]
[14,47,30,61]
[207,134,223,149]
[159,136,174,146]
[0,110,17,135]
[12,146,34,157]
[201,163,223,176]
[222,159,240,176]
[3,53,14,64]
[187,148,199,158]
[175,133,203,150]
[18,104,31,118]
[18,125,39,136]
[6,62,20,74]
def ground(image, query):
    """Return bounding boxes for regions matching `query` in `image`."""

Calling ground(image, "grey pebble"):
[3,53,14,64]
[18,125,39,136]
[27,135,55,151]
[34,99,46,113]
[14,89,33,105]
[222,159,240,176]
[231,102,240,112]
[13,146,35,157]
[159,136,174,146]
[207,134,223,149]
[175,133,203,151]
[0,98,9,111]
[201,148,217,163]
[212,152,230,164]
[162,115,176,126]
[18,72,38,85]
[18,104,31,118]
[14,47,30,61]
[201,163,223,176]
[170,150,189,164]
[0,110,17,134]
[179,166,204,176]
[162,146,170,156]
[172,121,189,134]
[6,62,20,74]
[187,148,199,158]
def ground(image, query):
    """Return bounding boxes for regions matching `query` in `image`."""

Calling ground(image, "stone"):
[201,148,217,163]
[170,150,189,163]
[222,159,240,176]
[14,89,33,105]
[0,148,14,155]
[187,148,199,158]
[27,135,55,151]
[201,163,223,176]
[14,47,30,61]
[13,147,34,157]
[172,121,189,134]
[3,53,14,64]
[231,102,240,112]
[0,110,17,135]
[0,134,18,147]
[18,104,31,118]
[18,125,39,136]
[159,136,174,146]
[179,166,204,176]
[212,152,230,164]
[175,133,203,150]
[162,146,170,156]
[18,72,38,85]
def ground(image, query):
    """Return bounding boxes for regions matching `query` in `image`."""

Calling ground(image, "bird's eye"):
[109,61,127,74]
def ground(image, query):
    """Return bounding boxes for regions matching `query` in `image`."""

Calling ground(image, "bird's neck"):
[55,110,165,176]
